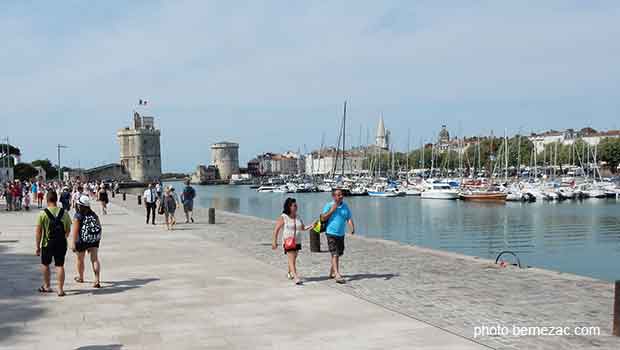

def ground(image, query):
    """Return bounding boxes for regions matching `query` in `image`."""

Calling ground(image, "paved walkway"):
[118,197,619,350]
[1,201,488,350]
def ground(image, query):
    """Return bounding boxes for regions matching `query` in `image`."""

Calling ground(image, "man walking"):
[35,190,72,297]
[143,183,158,225]
[181,179,196,223]
[320,189,355,284]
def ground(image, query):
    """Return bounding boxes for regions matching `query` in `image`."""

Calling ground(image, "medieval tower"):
[117,111,162,183]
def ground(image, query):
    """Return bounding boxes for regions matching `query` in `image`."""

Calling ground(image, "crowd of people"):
[142,180,196,230]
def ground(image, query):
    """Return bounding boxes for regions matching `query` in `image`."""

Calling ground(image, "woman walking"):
[162,186,180,230]
[272,198,314,285]
[97,184,109,215]
[71,196,102,288]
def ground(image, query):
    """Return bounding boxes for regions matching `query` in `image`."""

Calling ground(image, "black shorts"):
[327,235,345,257]
[75,241,100,252]
[284,244,302,254]
[41,241,68,266]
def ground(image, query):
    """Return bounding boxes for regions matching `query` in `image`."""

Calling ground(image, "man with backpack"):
[35,190,72,297]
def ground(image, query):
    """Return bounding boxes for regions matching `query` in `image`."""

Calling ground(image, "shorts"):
[75,241,100,252]
[326,235,345,257]
[284,244,302,254]
[37,193,44,200]
[41,241,68,266]
[183,201,194,212]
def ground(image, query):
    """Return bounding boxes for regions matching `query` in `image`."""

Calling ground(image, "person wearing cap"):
[71,195,102,288]
[59,186,71,210]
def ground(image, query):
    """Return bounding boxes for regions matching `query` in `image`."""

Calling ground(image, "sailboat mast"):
[341,100,347,177]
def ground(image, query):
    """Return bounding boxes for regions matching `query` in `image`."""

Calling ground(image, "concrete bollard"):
[614,281,620,336]
[123,192,126,201]
[137,195,142,206]
[310,231,321,252]
[208,208,215,224]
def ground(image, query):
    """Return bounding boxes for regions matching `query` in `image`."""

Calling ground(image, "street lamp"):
[57,144,68,181]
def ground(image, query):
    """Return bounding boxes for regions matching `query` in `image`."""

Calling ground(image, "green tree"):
[598,137,620,172]
[31,159,58,179]
[14,163,38,180]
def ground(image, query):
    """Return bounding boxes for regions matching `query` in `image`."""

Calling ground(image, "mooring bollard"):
[122,192,126,201]
[614,280,620,336]
[208,208,215,224]
[310,231,321,252]
[112,191,115,198]
[137,195,142,206]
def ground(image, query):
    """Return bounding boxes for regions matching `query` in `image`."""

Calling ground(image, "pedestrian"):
[35,190,72,297]
[155,182,163,200]
[37,182,45,208]
[72,185,84,213]
[97,184,109,215]
[31,181,38,208]
[181,179,196,223]
[143,183,158,225]
[23,184,31,210]
[162,186,180,230]
[71,195,102,288]
[320,189,355,284]
[59,186,71,210]
[272,198,315,285]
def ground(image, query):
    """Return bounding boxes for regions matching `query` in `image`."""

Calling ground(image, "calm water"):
[163,182,620,281]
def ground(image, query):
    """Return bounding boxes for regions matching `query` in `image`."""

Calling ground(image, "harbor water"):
[163,182,620,281]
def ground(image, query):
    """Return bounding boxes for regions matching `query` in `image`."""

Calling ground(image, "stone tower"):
[117,111,162,183]
[211,142,239,180]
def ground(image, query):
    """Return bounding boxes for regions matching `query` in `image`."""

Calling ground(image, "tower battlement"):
[117,111,162,183]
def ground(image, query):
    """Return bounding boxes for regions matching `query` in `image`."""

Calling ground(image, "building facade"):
[528,128,620,152]
[117,112,162,183]
[305,149,364,175]
[211,142,240,180]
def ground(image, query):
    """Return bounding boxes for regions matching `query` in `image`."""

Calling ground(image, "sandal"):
[93,282,102,289]
[287,272,294,280]
[57,291,66,297]
[294,278,303,285]
[74,277,84,283]
[38,286,52,293]
[334,276,346,284]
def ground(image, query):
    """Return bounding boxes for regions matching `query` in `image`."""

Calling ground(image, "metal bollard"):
[208,208,215,224]
[123,192,126,201]
[137,195,142,206]
[614,281,620,336]
[112,191,115,198]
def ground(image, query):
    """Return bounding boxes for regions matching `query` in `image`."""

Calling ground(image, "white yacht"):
[421,181,459,200]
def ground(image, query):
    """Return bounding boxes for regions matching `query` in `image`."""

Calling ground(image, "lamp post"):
[57,144,68,181]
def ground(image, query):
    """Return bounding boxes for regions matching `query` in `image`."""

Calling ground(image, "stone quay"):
[1,197,618,350]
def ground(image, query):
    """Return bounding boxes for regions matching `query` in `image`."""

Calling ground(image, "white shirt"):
[281,214,303,242]
[143,188,157,203]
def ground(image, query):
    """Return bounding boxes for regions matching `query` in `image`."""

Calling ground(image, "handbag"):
[283,217,297,250]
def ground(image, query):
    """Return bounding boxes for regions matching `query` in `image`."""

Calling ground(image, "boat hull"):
[459,193,507,202]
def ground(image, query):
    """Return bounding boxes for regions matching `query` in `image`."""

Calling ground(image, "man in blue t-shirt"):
[321,189,355,284]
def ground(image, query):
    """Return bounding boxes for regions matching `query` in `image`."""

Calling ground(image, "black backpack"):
[44,208,66,243]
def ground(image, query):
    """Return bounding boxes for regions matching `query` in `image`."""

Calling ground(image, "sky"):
[1,0,619,172]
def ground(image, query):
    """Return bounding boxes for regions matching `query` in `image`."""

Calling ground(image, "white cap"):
[78,195,90,207]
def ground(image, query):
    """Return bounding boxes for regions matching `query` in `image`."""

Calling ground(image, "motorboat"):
[421,181,459,200]
[257,185,277,193]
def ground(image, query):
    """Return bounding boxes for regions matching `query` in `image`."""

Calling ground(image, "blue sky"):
[2,0,619,172]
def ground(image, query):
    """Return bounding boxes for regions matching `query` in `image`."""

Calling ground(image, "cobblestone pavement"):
[116,197,619,350]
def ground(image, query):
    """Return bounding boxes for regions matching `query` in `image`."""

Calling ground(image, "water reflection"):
[163,182,620,281]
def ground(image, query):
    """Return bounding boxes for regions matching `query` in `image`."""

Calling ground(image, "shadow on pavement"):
[75,345,123,350]
[0,244,45,343]
[304,273,399,283]
[67,278,160,296]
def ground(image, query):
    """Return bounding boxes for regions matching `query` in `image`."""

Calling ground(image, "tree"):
[31,159,58,179]
[14,163,38,180]
[0,143,21,167]
[598,137,620,172]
